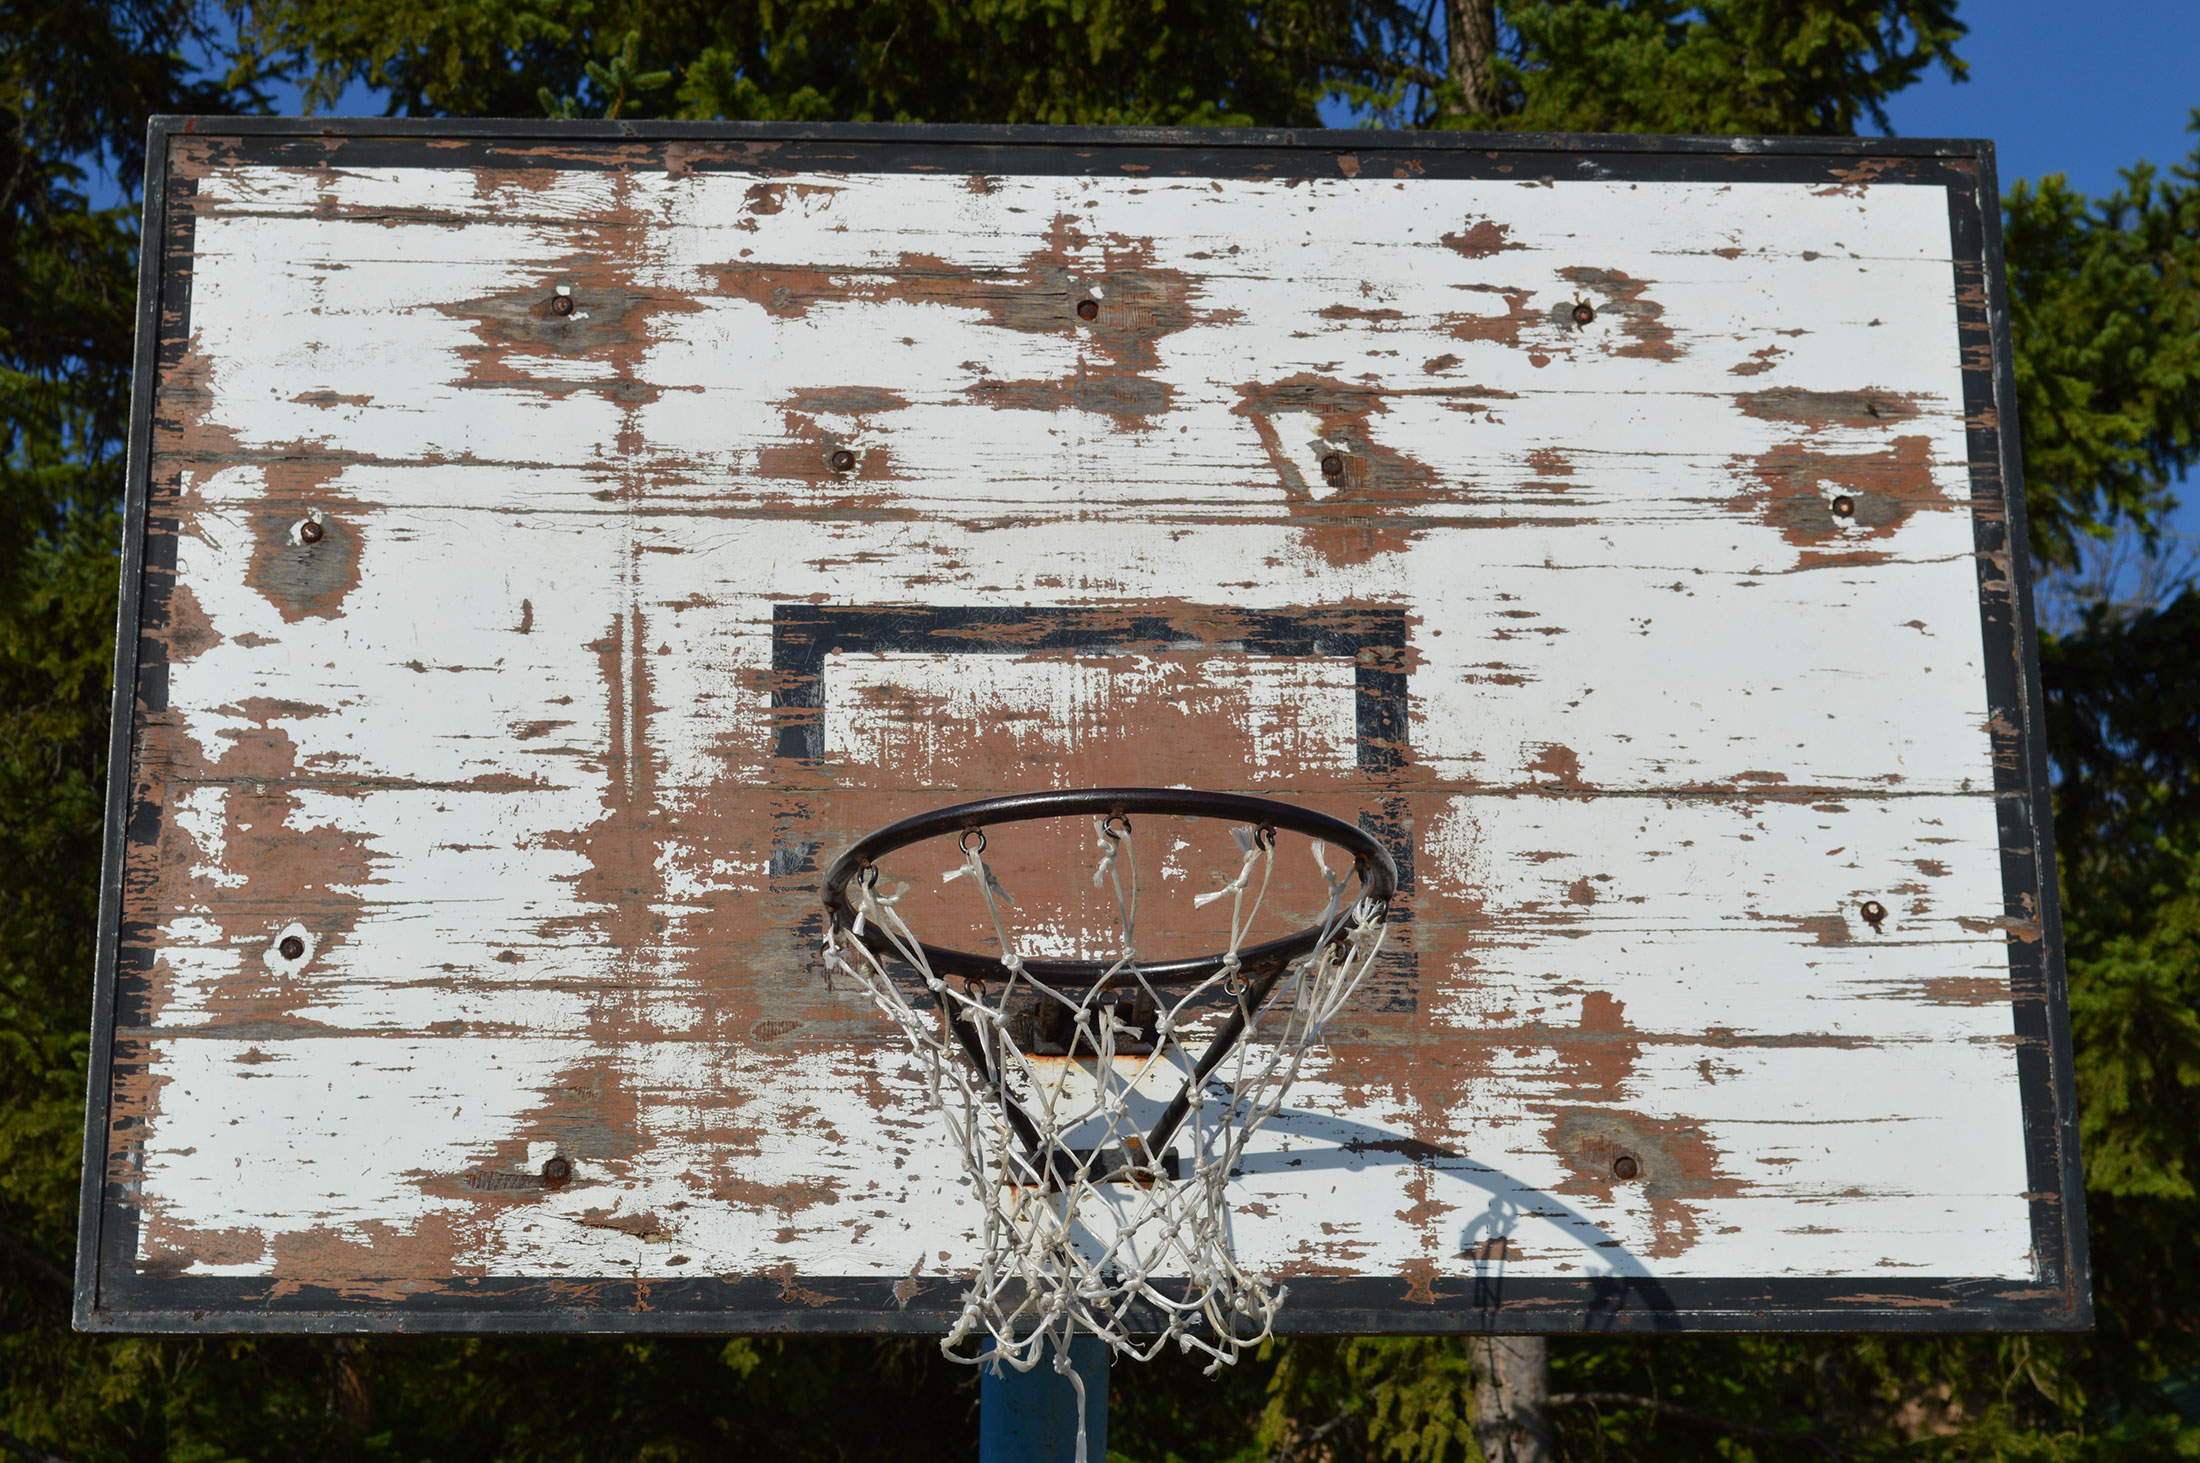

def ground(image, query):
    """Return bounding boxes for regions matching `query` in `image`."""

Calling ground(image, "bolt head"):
[1572,302,1596,326]
[1076,299,1099,321]
[1320,454,1345,478]
[829,449,857,472]
[278,935,305,961]
[1860,900,1888,928]
[550,294,574,316]
[1832,496,1855,518]
[299,521,325,545]
[1612,1154,1639,1181]
[542,1156,573,1189]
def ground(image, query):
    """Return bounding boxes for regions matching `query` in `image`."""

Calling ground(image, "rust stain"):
[758,385,916,491]
[893,1255,926,1305]
[772,1264,843,1307]
[237,464,361,624]
[1728,424,1946,568]
[714,1175,841,1216]
[1894,974,2012,1007]
[1440,220,1521,258]
[578,1208,671,1240]
[1955,915,2043,944]
[1232,373,1443,567]
[163,581,223,662]
[711,214,1228,429]
[1524,743,1584,789]
[521,607,677,1185]
[965,368,1169,426]
[1398,1257,1440,1304]
[1441,286,1537,348]
[1555,992,1640,1103]
[1318,303,1407,327]
[1738,389,1921,428]
[1744,910,1852,946]
[1558,266,1679,361]
[127,710,378,1042]
[1544,1107,1737,1259]
[1814,157,1905,197]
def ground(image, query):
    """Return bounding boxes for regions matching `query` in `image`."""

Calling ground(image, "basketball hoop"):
[822,788,1396,1461]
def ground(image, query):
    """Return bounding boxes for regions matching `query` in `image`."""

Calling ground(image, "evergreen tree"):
[3,3,2195,1458]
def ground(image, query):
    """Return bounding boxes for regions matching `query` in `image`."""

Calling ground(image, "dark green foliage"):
[2044,589,2200,939]
[1486,1,1968,135]
[2006,134,2200,572]
[229,0,1357,126]
[1,3,239,1458]
[4,3,2199,1460]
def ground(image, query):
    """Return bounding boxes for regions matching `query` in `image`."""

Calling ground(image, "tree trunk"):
[1473,1336,1554,1463]
[1444,0,1501,118]
[329,1338,372,1433]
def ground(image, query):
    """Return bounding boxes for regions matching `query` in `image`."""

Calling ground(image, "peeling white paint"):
[114,150,2048,1304]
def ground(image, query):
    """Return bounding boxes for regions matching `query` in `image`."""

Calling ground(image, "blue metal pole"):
[980,1336,1109,1463]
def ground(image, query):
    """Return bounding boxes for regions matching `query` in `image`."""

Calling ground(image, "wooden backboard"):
[77,120,2089,1334]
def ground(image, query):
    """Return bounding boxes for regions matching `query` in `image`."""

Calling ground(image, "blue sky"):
[1881,0,2200,197]
[1880,0,2199,564]
[248,1,2200,198]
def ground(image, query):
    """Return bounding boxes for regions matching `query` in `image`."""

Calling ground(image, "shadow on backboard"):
[1231,1104,1683,1328]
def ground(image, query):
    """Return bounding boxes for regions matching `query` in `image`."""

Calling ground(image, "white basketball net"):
[822,813,1389,1462]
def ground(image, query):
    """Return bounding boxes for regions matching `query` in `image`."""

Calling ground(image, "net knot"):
[1091,816,1128,887]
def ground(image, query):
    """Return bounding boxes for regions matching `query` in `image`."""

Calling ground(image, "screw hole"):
[550,294,574,317]
[829,449,857,472]
[541,1156,573,1189]
[1612,1154,1639,1181]
[1076,299,1099,321]
[278,935,305,961]
[1572,301,1596,327]
[1320,453,1345,478]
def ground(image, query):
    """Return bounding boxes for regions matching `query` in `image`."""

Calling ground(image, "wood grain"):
[86,131,2077,1331]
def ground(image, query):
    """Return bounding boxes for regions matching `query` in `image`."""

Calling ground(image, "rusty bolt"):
[1320,453,1345,479]
[1572,301,1596,327]
[550,294,574,317]
[542,1156,573,1189]
[1831,496,1855,519]
[829,449,857,473]
[1860,900,1888,931]
[1612,1154,1639,1181]
[1076,299,1099,321]
[278,935,305,961]
[299,521,325,545]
